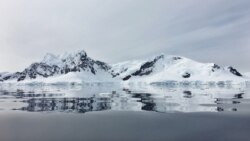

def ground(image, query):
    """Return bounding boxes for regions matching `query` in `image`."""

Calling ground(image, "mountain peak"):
[60,50,87,59]
[41,50,88,66]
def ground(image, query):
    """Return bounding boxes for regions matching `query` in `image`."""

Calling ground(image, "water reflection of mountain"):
[18,97,112,113]
[15,89,248,113]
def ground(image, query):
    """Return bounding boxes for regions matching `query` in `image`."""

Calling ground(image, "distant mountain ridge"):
[0,50,248,84]
[0,50,111,82]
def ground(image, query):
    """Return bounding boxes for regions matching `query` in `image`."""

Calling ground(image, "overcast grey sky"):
[0,0,249,72]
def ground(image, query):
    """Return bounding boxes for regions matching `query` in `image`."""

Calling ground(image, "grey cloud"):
[0,0,249,72]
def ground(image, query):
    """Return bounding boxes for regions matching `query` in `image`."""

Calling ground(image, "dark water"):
[0,84,250,141]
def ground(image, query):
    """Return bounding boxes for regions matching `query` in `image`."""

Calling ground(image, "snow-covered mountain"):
[0,50,248,85]
[0,50,115,83]
[111,54,246,84]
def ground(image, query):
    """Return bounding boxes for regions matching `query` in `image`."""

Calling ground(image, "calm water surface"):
[0,84,250,141]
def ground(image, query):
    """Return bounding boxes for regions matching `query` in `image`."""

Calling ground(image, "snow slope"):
[244,72,250,78]
[111,54,248,84]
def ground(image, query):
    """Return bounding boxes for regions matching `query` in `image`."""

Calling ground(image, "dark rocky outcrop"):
[227,66,242,77]
[123,75,131,81]
[173,56,182,60]
[211,64,221,72]
[182,72,191,78]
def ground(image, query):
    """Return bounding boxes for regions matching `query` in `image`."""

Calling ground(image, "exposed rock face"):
[132,55,164,76]
[182,72,191,78]
[227,66,242,77]
[123,75,131,81]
